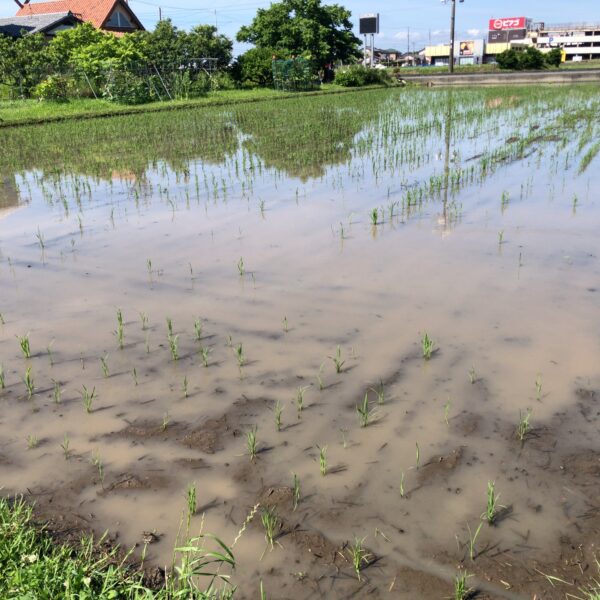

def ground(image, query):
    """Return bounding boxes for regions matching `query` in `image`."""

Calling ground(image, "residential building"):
[13,0,144,35]
[0,11,81,37]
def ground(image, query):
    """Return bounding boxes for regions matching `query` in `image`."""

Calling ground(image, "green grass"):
[0,496,238,599]
[0,85,384,128]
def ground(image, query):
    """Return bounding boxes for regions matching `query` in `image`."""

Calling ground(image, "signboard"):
[488,30,508,43]
[360,13,379,35]
[507,29,527,41]
[459,41,474,56]
[489,17,526,31]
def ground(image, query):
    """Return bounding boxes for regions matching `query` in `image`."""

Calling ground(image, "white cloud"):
[394,30,422,40]
[467,28,480,36]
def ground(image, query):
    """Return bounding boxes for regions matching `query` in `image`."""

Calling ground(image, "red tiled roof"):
[16,0,143,31]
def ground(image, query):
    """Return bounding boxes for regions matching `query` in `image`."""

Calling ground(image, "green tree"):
[187,25,233,69]
[236,0,361,67]
[0,33,49,94]
[496,48,520,70]
[48,23,107,71]
[519,47,545,70]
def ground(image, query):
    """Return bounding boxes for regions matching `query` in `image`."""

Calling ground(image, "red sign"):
[489,17,526,31]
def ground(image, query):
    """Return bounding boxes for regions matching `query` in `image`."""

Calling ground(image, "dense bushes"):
[497,47,563,70]
[33,74,76,102]
[334,65,392,87]
[231,48,275,88]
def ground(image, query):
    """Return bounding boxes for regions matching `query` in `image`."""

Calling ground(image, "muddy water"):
[1,86,600,599]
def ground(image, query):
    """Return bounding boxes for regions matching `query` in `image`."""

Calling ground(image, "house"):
[0,11,82,38]
[13,0,144,35]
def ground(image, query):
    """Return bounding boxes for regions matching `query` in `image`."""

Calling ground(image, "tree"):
[519,47,545,70]
[236,0,361,67]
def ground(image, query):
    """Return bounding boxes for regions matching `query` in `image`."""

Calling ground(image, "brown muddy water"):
[1,86,600,599]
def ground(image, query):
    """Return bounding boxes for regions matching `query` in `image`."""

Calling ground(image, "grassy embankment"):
[0,496,238,599]
[0,84,386,128]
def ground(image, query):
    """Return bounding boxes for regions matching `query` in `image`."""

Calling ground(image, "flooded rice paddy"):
[1,85,600,599]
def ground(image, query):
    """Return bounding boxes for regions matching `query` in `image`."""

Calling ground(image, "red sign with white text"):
[489,17,526,31]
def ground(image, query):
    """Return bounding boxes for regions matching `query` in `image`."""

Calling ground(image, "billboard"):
[360,14,379,35]
[459,41,475,56]
[507,29,527,41]
[488,30,508,43]
[489,17,526,31]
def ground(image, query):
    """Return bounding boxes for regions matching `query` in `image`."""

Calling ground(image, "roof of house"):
[0,11,79,37]
[16,0,144,31]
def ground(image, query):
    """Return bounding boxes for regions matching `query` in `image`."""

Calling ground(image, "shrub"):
[496,47,547,71]
[334,65,392,87]
[231,47,275,87]
[33,74,76,102]
[545,48,562,68]
[496,49,521,70]
[102,70,153,104]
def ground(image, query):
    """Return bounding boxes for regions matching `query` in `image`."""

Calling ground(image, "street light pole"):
[449,0,457,73]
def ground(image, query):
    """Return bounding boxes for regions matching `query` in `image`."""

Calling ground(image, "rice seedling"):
[346,536,371,582]
[46,341,55,366]
[139,312,148,330]
[469,367,476,384]
[260,507,280,554]
[356,393,374,427]
[23,367,34,400]
[182,375,188,398]
[168,334,179,361]
[296,386,308,418]
[237,257,245,276]
[399,471,406,498]
[194,318,202,341]
[370,208,379,226]
[292,472,300,510]
[421,333,434,360]
[318,445,328,476]
[482,481,501,525]
[52,380,61,404]
[161,411,170,431]
[0,313,4,325]
[331,345,345,373]
[27,435,39,450]
[317,362,325,390]
[466,521,483,561]
[115,310,124,349]
[132,368,138,386]
[101,354,109,378]
[35,227,45,250]
[200,346,211,367]
[17,334,31,359]
[274,400,283,431]
[282,316,289,333]
[340,428,349,449]
[371,380,385,405]
[444,399,452,426]
[81,385,96,413]
[246,427,258,461]
[535,374,543,400]
[234,343,245,367]
[61,434,70,459]
[186,483,197,517]
[226,334,233,347]
[516,408,532,442]
[91,452,105,485]
[498,230,504,245]
[260,580,267,600]
[166,317,174,338]
[146,258,152,279]
[453,571,473,600]
[415,442,420,470]
[0,365,5,390]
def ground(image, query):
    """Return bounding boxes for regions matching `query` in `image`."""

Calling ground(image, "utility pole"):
[158,6,162,21]
[449,0,457,73]
[407,27,410,54]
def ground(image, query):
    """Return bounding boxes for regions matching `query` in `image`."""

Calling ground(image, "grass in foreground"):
[0,496,236,599]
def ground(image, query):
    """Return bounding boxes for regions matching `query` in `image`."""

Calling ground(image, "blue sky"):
[2,0,600,55]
